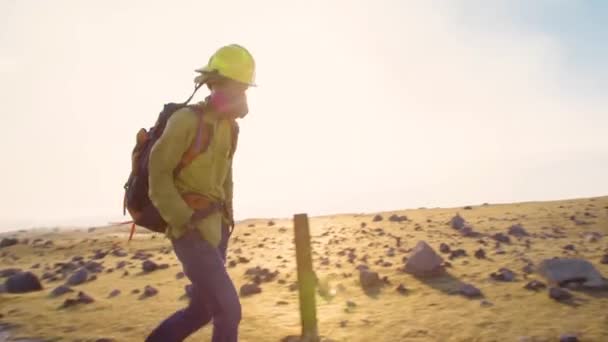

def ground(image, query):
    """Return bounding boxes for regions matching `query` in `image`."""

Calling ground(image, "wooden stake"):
[293,213,319,341]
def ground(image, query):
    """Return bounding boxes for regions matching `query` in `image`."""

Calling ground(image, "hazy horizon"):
[1,0,607,232]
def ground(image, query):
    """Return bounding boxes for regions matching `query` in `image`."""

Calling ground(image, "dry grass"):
[1,196,607,341]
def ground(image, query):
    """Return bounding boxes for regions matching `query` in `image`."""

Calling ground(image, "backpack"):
[122,85,207,240]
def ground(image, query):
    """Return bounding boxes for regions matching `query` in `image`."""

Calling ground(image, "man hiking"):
[145,44,255,342]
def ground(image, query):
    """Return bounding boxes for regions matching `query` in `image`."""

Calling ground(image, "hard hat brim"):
[194,66,257,87]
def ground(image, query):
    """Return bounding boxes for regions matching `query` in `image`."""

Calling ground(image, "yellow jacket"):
[148,105,236,246]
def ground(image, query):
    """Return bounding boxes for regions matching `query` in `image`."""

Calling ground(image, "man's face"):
[209,77,248,98]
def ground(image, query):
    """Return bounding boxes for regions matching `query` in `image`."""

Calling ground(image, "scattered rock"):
[108,289,121,298]
[601,254,608,265]
[450,214,466,230]
[460,225,477,237]
[537,258,607,288]
[396,284,407,294]
[83,261,104,273]
[276,301,289,306]
[0,238,18,248]
[140,285,158,298]
[559,334,579,342]
[439,243,451,254]
[492,233,511,244]
[388,214,408,222]
[508,224,529,237]
[480,300,493,307]
[563,244,576,251]
[449,249,467,260]
[372,214,383,222]
[176,272,185,279]
[267,220,276,226]
[459,283,482,298]
[240,283,262,296]
[490,268,516,282]
[92,250,108,260]
[66,268,89,286]
[116,261,128,269]
[62,291,95,308]
[524,280,546,291]
[5,272,43,293]
[142,260,159,273]
[549,287,572,301]
[463,206,473,210]
[49,285,74,297]
[404,241,444,276]
[474,249,486,259]
[359,269,382,289]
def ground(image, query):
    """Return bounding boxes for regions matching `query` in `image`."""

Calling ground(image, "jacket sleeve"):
[148,109,195,230]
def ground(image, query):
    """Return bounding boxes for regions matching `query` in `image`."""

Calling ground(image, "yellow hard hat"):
[195,44,256,86]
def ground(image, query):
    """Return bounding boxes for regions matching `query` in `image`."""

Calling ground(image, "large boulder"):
[536,258,607,289]
[404,241,444,276]
[5,272,43,293]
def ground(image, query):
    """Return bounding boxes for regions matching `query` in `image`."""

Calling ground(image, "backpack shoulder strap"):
[174,105,213,177]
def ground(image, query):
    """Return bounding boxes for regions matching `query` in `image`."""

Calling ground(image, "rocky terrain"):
[1,196,607,341]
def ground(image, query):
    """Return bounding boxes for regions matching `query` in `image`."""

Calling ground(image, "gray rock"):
[388,214,407,223]
[490,268,516,282]
[359,269,382,289]
[404,241,444,276]
[549,287,572,301]
[537,258,608,288]
[450,215,466,230]
[62,291,94,308]
[449,249,467,260]
[474,249,486,259]
[92,250,108,260]
[601,255,608,265]
[50,285,74,297]
[5,272,43,293]
[508,224,529,237]
[83,261,104,273]
[459,283,482,298]
[66,268,89,286]
[108,289,121,298]
[240,282,262,296]
[141,285,158,298]
[439,243,451,254]
[559,334,579,342]
[492,233,511,244]
[142,260,159,273]
[372,214,383,222]
[0,238,18,248]
[524,280,546,291]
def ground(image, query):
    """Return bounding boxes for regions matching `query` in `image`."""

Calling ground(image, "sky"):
[0,0,606,231]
